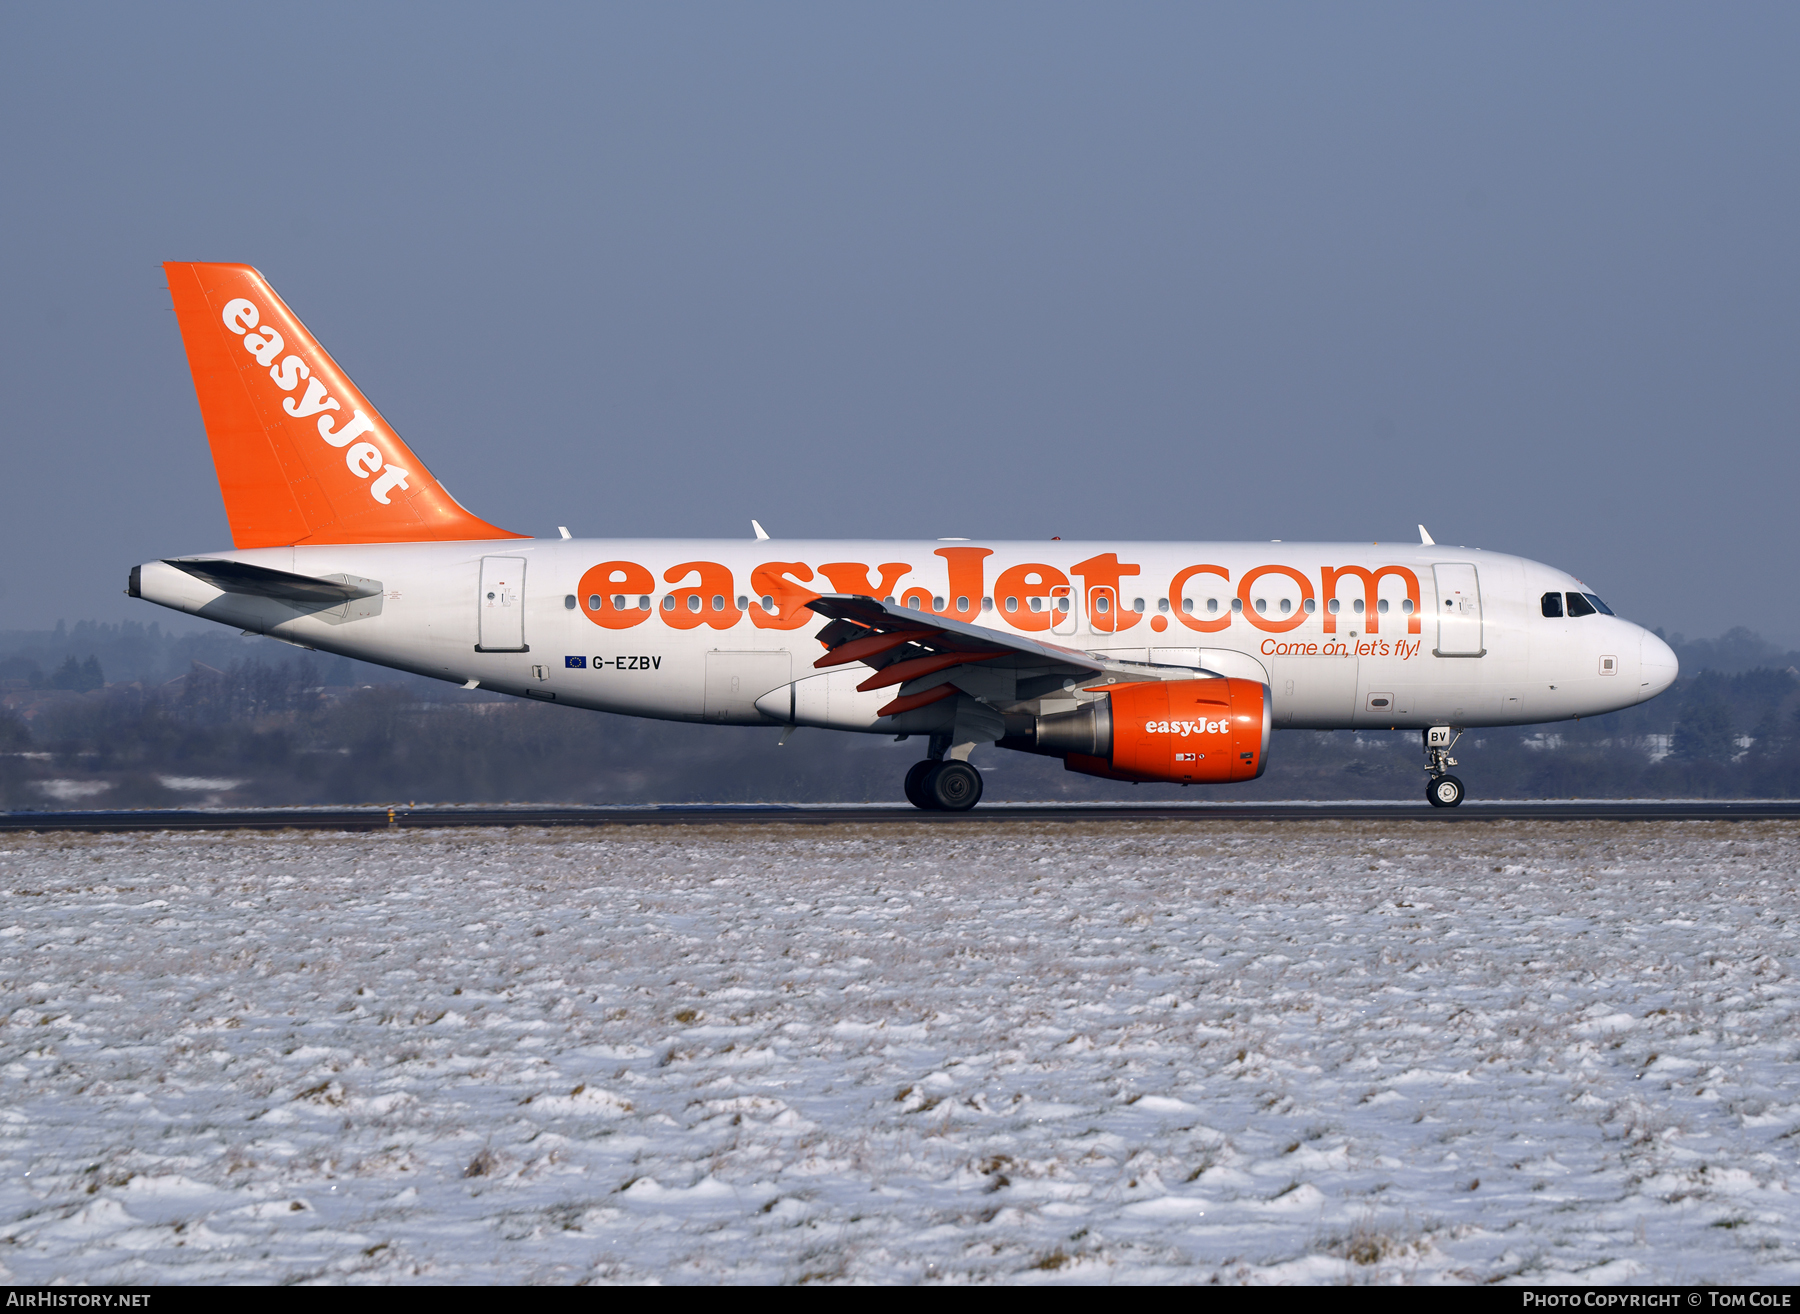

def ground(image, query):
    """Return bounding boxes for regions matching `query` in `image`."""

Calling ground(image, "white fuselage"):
[134,538,1677,733]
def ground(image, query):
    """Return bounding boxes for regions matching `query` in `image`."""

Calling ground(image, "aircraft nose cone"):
[1639,629,1679,697]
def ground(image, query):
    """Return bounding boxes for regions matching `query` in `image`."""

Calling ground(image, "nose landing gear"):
[1428,774,1465,807]
[1424,726,1465,808]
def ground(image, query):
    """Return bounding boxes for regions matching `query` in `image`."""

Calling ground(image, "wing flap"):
[806,594,1105,677]
[876,684,960,717]
[804,593,1108,728]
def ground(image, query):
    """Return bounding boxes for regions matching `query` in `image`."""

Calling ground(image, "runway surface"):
[3,799,1799,831]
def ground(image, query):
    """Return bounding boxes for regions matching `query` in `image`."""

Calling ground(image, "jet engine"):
[1026,676,1270,783]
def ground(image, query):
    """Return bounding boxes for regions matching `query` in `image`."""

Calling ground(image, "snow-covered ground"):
[0,821,1796,1284]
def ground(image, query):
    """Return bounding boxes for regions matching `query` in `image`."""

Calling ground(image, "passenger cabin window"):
[1541,592,1563,617]
[1565,592,1597,618]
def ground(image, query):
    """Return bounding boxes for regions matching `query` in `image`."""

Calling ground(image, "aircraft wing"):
[805,593,1107,717]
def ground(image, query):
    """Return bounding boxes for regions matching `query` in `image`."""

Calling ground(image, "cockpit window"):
[1565,592,1597,618]
[1541,592,1564,618]
[1584,593,1614,615]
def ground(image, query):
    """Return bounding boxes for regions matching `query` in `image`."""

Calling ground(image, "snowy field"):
[0,821,1796,1285]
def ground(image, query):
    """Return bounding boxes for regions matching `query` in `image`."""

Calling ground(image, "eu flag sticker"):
[564,655,587,669]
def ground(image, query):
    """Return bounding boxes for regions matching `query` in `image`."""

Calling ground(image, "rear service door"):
[1432,563,1484,657]
[478,556,528,651]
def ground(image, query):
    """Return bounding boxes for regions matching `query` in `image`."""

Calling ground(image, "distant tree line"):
[0,654,107,693]
[1,623,1797,808]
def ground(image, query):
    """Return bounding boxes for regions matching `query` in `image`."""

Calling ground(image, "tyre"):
[1427,774,1465,808]
[926,760,984,812]
[904,760,937,810]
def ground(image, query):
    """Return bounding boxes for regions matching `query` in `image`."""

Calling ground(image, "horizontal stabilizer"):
[164,558,382,606]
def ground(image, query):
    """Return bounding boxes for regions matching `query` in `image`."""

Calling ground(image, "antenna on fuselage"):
[1418,524,1436,546]
[752,520,771,540]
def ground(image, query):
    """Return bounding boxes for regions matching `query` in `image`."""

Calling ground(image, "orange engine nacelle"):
[1036,677,1271,784]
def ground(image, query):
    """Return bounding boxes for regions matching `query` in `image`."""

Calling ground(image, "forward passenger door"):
[1432,563,1484,657]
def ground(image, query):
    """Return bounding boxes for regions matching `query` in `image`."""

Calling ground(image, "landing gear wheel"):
[1427,774,1465,808]
[904,760,938,810]
[926,760,984,812]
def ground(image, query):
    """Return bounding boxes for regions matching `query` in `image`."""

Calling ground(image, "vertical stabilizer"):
[163,262,524,547]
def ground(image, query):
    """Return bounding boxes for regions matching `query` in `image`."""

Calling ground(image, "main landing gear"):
[903,759,984,812]
[1423,726,1465,808]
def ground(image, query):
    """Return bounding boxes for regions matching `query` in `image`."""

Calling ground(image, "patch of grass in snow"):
[1319,1213,1428,1267]
[893,1084,943,1114]
[1183,1151,1217,1182]
[294,1080,348,1107]
[978,1155,1014,1191]
[464,1147,504,1178]
[794,1247,851,1284]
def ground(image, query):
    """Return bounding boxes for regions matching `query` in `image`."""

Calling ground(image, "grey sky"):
[3,4,1796,642]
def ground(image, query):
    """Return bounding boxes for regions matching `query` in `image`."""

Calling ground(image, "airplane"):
[130,263,1679,811]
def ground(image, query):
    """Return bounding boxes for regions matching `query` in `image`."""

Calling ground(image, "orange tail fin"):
[163,262,524,548]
